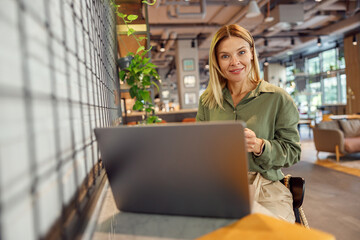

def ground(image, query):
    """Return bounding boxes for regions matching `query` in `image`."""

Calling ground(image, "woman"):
[196,24,301,222]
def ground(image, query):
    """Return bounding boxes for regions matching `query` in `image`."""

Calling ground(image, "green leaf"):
[155,117,162,123]
[142,58,150,65]
[127,75,135,85]
[129,85,138,98]
[140,90,152,103]
[146,63,157,68]
[119,70,126,81]
[146,116,161,124]
[133,101,144,111]
[117,13,126,18]
[138,36,147,40]
[127,15,138,21]
[142,68,152,75]
[146,116,156,124]
[142,0,156,6]
[141,46,152,56]
[127,28,135,36]
[142,76,151,85]
[136,46,145,54]
[134,67,142,74]
[145,107,152,113]
[151,80,160,91]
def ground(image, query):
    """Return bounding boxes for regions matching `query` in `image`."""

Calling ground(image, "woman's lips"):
[229,68,244,74]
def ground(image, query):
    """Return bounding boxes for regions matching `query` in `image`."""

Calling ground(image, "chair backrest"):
[289,177,305,209]
[182,118,196,123]
[281,175,306,225]
[322,114,333,122]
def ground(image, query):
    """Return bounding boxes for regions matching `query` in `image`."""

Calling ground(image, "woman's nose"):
[230,55,240,65]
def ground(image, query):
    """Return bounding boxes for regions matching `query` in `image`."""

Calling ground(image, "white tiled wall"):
[0,0,118,239]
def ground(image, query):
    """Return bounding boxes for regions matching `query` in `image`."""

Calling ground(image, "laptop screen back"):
[94,121,250,219]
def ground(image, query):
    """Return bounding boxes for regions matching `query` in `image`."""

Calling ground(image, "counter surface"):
[91,182,334,240]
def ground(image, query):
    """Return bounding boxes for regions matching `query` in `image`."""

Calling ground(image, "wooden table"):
[330,114,360,120]
[91,182,335,240]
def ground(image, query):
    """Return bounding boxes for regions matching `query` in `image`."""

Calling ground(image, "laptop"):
[94,121,251,219]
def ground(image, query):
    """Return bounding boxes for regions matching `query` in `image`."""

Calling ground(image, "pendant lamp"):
[246,0,262,18]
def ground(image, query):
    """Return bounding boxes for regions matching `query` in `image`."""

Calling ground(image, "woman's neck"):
[227,80,256,97]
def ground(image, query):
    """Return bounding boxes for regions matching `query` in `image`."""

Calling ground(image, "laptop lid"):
[94,121,250,219]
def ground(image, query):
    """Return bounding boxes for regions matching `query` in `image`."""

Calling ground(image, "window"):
[322,49,337,72]
[286,65,295,81]
[340,74,347,104]
[338,47,345,69]
[285,81,296,96]
[307,57,320,75]
[323,77,338,104]
[309,81,322,116]
[282,46,347,115]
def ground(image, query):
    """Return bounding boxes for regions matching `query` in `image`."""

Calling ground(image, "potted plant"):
[111,0,161,124]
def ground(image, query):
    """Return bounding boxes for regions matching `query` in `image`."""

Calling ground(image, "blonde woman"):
[196,24,301,222]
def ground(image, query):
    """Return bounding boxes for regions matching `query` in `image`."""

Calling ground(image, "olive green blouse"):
[196,80,301,181]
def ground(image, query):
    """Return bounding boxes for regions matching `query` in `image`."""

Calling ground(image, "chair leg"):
[316,151,319,160]
[335,145,340,162]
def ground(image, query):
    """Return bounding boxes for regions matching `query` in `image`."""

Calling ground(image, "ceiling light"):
[317,37,322,47]
[315,0,322,2]
[353,35,357,46]
[160,42,165,52]
[264,1,274,22]
[246,1,262,18]
[264,16,274,22]
[264,58,269,66]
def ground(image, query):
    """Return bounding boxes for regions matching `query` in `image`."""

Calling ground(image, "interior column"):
[175,39,200,109]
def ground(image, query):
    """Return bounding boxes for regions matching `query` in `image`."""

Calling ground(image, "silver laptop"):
[94,121,251,219]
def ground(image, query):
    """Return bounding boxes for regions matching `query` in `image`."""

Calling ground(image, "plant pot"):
[117,56,134,70]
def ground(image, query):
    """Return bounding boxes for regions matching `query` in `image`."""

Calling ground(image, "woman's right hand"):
[244,128,264,155]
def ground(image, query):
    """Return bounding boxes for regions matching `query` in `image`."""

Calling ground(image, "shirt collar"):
[248,80,275,98]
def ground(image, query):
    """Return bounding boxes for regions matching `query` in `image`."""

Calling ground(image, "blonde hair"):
[201,24,262,109]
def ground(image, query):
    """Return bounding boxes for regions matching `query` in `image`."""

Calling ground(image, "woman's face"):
[216,36,253,84]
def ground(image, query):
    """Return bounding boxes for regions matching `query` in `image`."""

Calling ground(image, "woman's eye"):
[221,55,229,59]
[239,50,245,55]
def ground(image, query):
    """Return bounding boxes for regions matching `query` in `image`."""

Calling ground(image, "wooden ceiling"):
[117,0,360,70]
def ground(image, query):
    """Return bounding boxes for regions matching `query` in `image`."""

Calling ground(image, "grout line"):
[81,179,109,240]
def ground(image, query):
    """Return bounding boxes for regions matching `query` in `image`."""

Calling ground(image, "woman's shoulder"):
[259,80,291,99]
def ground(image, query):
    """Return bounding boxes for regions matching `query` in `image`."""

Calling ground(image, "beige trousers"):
[248,172,295,223]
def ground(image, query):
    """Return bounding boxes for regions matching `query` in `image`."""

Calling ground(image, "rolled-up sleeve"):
[253,94,301,170]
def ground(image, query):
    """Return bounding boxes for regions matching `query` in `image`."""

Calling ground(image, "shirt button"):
[233,110,236,113]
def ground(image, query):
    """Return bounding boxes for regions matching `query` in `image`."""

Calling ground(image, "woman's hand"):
[244,128,264,154]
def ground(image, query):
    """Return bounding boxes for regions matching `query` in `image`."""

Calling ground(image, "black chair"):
[281,175,308,227]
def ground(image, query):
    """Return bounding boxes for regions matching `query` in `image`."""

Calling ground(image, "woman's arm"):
[196,97,206,121]
[252,94,301,170]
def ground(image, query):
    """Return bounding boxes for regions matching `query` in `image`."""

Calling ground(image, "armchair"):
[312,120,360,162]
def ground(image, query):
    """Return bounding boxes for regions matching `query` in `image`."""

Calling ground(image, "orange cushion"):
[344,137,360,153]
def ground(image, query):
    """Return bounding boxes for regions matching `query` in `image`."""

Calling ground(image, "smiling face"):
[216,37,253,84]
